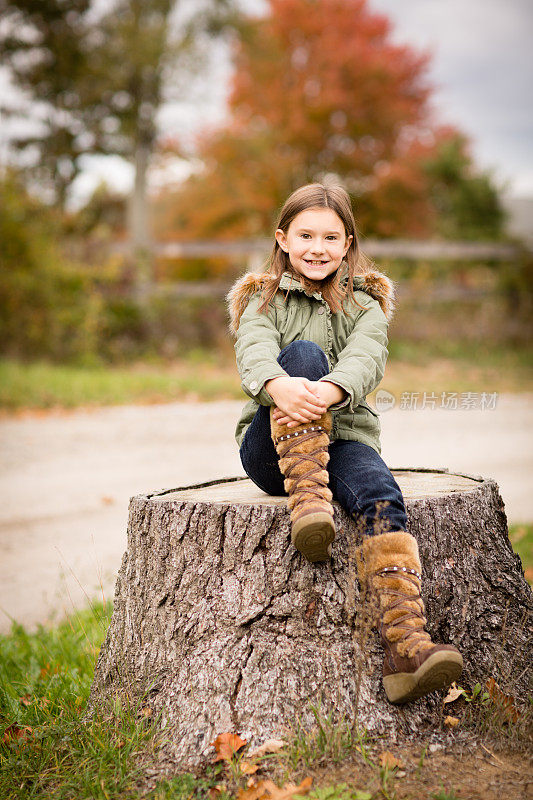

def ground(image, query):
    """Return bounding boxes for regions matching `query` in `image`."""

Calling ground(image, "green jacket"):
[227,265,396,454]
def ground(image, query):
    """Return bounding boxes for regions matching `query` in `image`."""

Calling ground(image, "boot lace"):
[372,567,434,658]
[275,426,331,514]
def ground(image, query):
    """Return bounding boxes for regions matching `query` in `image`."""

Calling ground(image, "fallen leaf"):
[305,599,316,618]
[262,776,313,799]
[485,678,520,723]
[39,663,50,679]
[237,781,268,800]
[2,724,33,745]
[39,662,60,679]
[211,731,247,762]
[443,682,463,704]
[140,706,152,718]
[379,751,403,770]
[248,739,287,758]
[444,715,460,727]
[19,695,32,707]
[240,761,259,775]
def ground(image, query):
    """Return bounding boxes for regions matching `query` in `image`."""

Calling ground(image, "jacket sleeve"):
[319,295,388,412]
[234,291,288,406]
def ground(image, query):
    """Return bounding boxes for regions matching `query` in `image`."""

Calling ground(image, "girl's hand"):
[265,376,327,425]
[271,380,346,427]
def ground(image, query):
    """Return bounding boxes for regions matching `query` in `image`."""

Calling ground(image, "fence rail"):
[115,238,524,263]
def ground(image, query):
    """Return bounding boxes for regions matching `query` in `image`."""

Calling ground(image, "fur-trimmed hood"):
[227,266,396,335]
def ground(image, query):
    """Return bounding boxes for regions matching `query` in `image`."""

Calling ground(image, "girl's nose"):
[310,240,326,254]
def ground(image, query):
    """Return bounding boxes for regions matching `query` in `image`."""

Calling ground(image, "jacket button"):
[250,380,258,390]
[317,306,325,315]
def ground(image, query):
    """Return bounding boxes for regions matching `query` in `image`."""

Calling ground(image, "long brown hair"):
[258,182,375,315]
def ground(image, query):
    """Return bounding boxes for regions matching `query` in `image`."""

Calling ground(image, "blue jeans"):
[239,341,408,538]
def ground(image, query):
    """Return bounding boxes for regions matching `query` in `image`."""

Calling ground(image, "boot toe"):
[383,647,463,704]
[292,513,336,562]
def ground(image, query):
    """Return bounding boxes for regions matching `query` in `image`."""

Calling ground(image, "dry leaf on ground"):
[379,751,404,770]
[211,732,248,762]
[2,723,33,744]
[247,738,287,758]
[237,782,268,800]
[444,715,460,727]
[239,761,259,775]
[485,678,520,723]
[263,776,313,799]
[443,682,463,704]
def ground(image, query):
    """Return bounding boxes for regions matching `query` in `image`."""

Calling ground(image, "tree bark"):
[88,469,532,769]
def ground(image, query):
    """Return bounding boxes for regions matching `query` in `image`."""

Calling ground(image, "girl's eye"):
[299,233,339,239]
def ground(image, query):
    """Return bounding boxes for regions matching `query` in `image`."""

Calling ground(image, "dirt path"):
[1,395,531,633]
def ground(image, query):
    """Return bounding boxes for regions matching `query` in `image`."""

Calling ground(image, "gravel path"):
[1,395,531,633]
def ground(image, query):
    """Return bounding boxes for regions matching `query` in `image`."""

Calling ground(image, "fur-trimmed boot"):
[356,530,463,704]
[271,408,335,562]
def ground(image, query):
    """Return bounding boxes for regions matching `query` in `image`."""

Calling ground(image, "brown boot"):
[271,408,335,562]
[356,530,463,703]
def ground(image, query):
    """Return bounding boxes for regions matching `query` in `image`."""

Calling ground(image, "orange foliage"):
[155,0,469,241]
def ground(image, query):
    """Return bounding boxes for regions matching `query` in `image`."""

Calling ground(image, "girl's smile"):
[275,207,353,281]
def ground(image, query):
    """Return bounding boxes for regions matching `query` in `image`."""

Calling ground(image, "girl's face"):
[275,207,353,281]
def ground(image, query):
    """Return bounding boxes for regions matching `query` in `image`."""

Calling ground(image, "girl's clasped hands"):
[266,376,345,428]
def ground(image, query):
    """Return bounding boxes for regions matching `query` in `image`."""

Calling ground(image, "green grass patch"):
[0,601,228,799]
[509,522,533,583]
[0,356,244,411]
[1,583,530,798]
[1,342,531,412]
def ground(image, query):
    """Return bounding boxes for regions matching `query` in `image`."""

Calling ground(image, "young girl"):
[227,183,462,704]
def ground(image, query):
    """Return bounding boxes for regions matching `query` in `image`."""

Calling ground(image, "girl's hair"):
[259,182,374,315]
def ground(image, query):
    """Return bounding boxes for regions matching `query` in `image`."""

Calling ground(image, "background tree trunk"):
[127,139,152,303]
[88,469,532,770]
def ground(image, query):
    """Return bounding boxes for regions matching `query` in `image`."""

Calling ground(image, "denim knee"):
[278,340,329,380]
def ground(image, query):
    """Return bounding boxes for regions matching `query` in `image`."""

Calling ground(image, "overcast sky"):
[368,0,533,197]
[1,0,532,203]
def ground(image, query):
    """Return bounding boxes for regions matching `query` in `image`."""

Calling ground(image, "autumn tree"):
[159,0,503,241]
[0,0,236,260]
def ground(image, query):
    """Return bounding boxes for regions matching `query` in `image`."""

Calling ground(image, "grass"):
[509,522,533,583]
[0,601,228,799]
[278,702,373,774]
[1,588,531,799]
[0,353,244,412]
[0,341,531,412]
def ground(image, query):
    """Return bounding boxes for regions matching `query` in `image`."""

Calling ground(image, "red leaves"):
[211,732,248,762]
[484,677,520,724]
[443,678,521,726]
[237,776,312,800]
[379,751,403,770]
[2,723,33,745]
[210,733,309,799]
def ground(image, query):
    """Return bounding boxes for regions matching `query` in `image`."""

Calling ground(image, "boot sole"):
[292,513,336,562]
[383,650,463,704]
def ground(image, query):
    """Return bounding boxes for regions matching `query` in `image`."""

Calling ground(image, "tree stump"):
[89,469,532,769]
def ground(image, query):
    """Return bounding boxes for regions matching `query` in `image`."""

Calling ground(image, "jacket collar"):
[226,262,396,335]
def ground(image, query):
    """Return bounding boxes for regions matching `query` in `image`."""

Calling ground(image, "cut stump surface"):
[89,469,532,769]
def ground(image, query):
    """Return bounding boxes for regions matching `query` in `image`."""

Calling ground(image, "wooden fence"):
[116,237,523,266]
